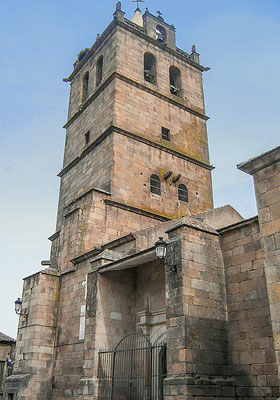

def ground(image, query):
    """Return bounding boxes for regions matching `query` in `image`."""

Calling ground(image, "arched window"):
[150,174,161,195]
[144,53,156,84]
[169,66,181,96]
[178,184,188,203]
[82,71,89,101]
[156,25,167,43]
[96,55,103,87]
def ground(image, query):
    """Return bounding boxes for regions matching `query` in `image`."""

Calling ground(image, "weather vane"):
[132,0,144,9]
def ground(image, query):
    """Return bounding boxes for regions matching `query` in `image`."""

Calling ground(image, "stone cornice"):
[116,73,209,120]
[64,17,205,83]
[104,199,171,222]
[48,231,60,241]
[23,268,60,281]
[63,72,115,129]
[166,217,219,236]
[70,233,136,265]
[65,20,117,82]
[64,186,111,209]
[58,125,214,178]
[114,126,214,170]
[97,247,157,274]
[237,146,280,175]
[117,20,205,71]
[218,216,259,234]
[63,72,209,130]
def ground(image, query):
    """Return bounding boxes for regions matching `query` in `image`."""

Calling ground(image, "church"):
[4,3,280,399]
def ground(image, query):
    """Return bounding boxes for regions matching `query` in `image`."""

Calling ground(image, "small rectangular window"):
[161,127,170,141]
[85,131,90,145]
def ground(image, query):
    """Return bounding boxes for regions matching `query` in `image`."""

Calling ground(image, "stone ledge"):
[105,198,170,221]
[48,230,60,241]
[4,374,30,382]
[63,71,210,131]
[70,233,135,265]
[237,145,280,175]
[59,124,213,178]
[166,217,219,236]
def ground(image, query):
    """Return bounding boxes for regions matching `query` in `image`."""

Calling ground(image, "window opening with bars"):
[161,127,170,141]
[178,184,188,202]
[150,175,161,195]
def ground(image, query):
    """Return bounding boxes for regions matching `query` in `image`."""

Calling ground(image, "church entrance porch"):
[98,331,166,400]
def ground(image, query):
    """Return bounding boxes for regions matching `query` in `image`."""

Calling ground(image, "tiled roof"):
[0,332,16,343]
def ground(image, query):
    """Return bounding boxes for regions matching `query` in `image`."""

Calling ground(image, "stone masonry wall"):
[63,81,115,169]
[7,270,60,399]
[94,269,136,350]
[111,133,213,219]
[113,79,209,166]
[51,261,90,399]
[67,30,117,123]
[56,134,114,230]
[136,262,165,314]
[116,26,206,117]
[0,343,14,395]
[54,188,162,271]
[164,220,232,399]
[220,218,279,399]
[253,158,280,383]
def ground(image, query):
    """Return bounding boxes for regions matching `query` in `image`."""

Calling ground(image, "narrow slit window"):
[178,184,188,203]
[144,53,156,84]
[96,55,103,87]
[169,66,181,96]
[85,131,90,145]
[161,127,170,141]
[150,174,161,195]
[82,71,89,101]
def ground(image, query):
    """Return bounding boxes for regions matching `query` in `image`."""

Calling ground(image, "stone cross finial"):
[156,10,163,18]
[132,0,144,10]
[116,1,121,11]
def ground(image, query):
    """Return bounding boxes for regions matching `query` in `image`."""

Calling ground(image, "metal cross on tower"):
[132,0,144,10]
[156,10,163,18]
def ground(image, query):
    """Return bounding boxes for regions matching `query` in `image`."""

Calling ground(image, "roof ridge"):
[0,332,16,342]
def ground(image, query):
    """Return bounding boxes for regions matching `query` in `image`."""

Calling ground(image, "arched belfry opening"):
[169,65,181,96]
[144,52,156,84]
[156,25,167,43]
[96,55,103,87]
[82,71,89,101]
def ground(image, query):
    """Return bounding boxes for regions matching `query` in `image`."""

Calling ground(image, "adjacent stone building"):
[0,333,15,399]
[4,3,280,399]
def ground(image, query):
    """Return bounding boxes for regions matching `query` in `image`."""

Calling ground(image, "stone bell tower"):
[50,2,213,272]
[4,3,214,399]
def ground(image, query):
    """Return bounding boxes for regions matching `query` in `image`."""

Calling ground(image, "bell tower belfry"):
[51,2,213,271]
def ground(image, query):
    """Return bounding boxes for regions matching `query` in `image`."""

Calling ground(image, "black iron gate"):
[98,332,166,400]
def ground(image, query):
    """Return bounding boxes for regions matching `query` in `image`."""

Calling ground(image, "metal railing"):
[98,332,166,400]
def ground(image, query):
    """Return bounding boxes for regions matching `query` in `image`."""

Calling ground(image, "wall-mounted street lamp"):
[14,297,27,317]
[15,298,22,315]
[155,237,177,273]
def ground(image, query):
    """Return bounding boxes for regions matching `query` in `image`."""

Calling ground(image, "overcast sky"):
[1,0,279,338]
